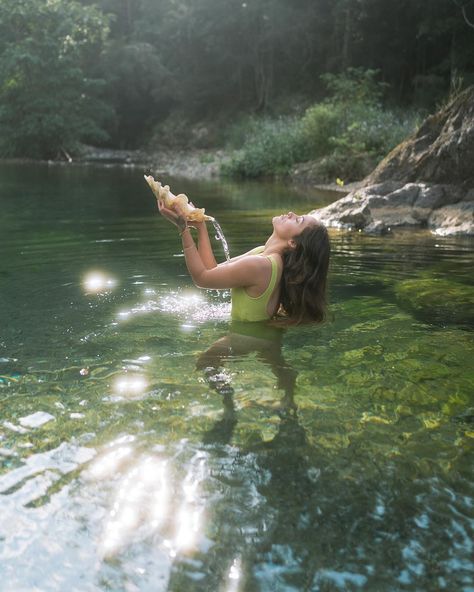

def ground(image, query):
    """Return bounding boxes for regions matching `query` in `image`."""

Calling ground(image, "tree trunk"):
[341,3,352,70]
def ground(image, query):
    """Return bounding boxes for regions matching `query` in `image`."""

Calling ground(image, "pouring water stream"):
[210,218,230,261]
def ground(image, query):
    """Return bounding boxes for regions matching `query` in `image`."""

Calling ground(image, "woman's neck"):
[262,233,287,256]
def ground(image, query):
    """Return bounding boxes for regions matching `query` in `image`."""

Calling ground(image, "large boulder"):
[311,181,474,235]
[365,87,474,188]
[310,87,474,235]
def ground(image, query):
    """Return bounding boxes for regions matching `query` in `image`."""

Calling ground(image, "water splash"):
[211,219,230,261]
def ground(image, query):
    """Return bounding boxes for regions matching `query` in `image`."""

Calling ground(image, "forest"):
[0,0,473,179]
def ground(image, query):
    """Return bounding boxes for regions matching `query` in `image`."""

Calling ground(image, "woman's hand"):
[188,220,206,230]
[187,202,206,230]
[157,199,188,234]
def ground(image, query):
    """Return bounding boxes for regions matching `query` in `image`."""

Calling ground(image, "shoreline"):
[0,147,353,193]
[2,151,472,236]
[0,147,229,179]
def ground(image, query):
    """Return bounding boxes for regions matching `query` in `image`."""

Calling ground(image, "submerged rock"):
[19,411,55,428]
[395,278,474,325]
[428,201,474,236]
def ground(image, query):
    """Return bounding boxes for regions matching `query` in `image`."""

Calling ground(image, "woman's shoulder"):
[223,245,265,265]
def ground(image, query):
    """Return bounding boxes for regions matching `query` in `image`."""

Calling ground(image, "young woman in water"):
[157,200,331,324]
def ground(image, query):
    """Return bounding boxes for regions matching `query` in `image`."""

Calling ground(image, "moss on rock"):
[395,278,474,325]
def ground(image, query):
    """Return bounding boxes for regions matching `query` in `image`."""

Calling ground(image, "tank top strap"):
[264,255,279,295]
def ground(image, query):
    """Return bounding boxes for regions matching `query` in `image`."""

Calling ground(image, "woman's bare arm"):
[157,200,266,290]
[193,221,217,269]
[193,222,257,269]
[181,228,268,289]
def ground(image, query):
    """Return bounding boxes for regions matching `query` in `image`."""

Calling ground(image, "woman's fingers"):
[159,203,175,218]
[158,205,186,230]
[157,198,189,231]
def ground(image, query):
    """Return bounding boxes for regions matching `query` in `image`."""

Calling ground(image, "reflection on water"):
[198,321,296,446]
[0,163,473,591]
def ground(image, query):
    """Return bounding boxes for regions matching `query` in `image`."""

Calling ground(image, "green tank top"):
[231,246,279,322]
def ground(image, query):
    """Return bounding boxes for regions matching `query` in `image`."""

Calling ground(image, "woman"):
[157,199,330,324]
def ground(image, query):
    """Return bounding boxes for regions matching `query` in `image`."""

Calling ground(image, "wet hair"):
[279,223,330,324]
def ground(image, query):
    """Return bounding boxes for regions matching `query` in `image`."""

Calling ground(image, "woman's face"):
[272,212,318,240]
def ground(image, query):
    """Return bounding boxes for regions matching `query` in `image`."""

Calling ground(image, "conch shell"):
[144,175,213,222]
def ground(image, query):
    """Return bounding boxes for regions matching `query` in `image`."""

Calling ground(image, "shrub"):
[222,69,420,181]
[222,117,308,178]
[332,104,419,158]
[320,67,388,107]
[300,103,341,157]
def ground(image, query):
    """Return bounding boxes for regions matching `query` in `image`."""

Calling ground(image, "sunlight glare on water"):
[117,288,231,324]
[112,374,148,399]
[83,270,117,294]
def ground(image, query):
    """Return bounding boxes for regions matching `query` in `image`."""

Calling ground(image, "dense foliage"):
[223,70,421,181]
[0,0,111,158]
[0,0,473,158]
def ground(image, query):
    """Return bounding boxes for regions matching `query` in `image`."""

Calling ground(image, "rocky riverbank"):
[309,87,474,236]
[309,181,474,236]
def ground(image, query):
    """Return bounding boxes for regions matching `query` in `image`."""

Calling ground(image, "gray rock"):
[311,194,371,229]
[414,184,445,209]
[364,220,389,234]
[463,188,474,202]
[411,184,445,222]
[364,181,404,196]
[19,411,55,428]
[310,181,474,235]
[364,86,474,188]
[339,203,371,228]
[369,198,420,226]
[366,184,420,227]
[385,183,421,206]
[428,201,474,236]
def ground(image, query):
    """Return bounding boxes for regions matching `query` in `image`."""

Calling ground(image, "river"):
[0,163,473,591]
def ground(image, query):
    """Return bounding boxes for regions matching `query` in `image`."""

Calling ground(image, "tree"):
[0,0,112,158]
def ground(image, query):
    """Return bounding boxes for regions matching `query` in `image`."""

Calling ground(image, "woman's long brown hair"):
[279,223,330,324]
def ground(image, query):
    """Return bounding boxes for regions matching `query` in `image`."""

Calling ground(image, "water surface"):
[0,163,473,591]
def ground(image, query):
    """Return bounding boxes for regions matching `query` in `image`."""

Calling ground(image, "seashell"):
[144,175,213,221]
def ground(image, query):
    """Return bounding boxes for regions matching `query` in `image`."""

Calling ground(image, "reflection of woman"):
[157,201,331,324]
[197,321,297,445]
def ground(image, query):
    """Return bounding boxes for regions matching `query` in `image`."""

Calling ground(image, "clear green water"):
[0,163,473,592]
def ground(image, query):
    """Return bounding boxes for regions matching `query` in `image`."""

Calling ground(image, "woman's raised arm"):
[157,199,265,291]
[191,221,217,269]
[181,227,265,289]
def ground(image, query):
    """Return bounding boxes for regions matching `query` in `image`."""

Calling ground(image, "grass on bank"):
[221,101,420,183]
[221,69,422,182]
